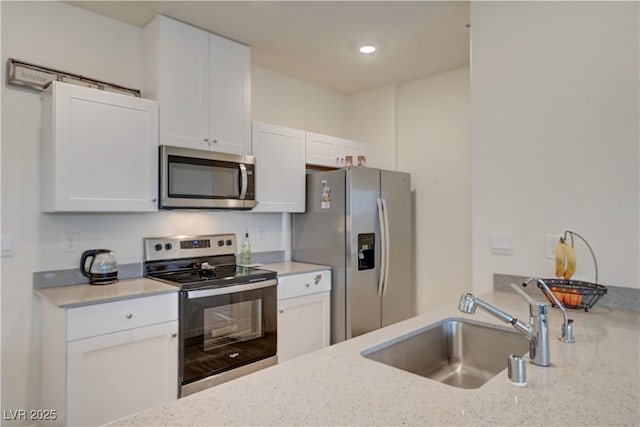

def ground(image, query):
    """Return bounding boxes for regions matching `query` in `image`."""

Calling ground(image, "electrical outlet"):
[544,234,560,259]
[64,232,78,252]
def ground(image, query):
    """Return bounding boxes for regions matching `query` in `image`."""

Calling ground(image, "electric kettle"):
[80,249,118,285]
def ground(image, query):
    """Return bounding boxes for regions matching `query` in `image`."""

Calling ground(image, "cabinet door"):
[306,132,343,168]
[252,122,305,212]
[277,292,331,362]
[66,321,178,427]
[339,138,366,168]
[43,82,158,212]
[210,34,251,155]
[156,16,210,150]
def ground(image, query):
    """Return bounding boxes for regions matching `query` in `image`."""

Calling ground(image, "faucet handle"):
[561,319,576,343]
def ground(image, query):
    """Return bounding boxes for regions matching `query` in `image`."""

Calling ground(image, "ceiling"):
[66,1,470,94]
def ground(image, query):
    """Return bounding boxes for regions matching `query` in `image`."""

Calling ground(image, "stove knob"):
[165,243,173,251]
[226,240,232,246]
[154,244,162,251]
[217,240,224,247]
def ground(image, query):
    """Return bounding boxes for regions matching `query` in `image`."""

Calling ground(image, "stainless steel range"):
[143,234,277,397]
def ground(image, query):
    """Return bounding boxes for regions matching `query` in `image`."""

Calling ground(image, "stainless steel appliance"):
[292,168,414,344]
[80,249,118,285]
[143,234,277,397]
[159,145,256,210]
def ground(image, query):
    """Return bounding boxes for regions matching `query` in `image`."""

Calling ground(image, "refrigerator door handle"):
[381,198,391,296]
[377,198,387,297]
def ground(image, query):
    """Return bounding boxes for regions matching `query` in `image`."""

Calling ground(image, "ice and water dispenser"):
[357,233,375,271]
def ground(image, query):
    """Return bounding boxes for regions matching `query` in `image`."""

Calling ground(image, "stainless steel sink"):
[361,317,530,389]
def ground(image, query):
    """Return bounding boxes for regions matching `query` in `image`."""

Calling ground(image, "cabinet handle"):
[151,198,157,202]
[204,138,209,143]
[212,139,218,143]
[171,333,177,338]
[126,313,133,319]
[305,283,310,288]
[279,309,284,314]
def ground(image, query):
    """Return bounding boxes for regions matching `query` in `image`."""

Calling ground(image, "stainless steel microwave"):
[159,145,256,210]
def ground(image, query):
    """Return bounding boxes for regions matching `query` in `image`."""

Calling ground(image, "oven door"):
[179,279,277,391]
[160,145,256,209]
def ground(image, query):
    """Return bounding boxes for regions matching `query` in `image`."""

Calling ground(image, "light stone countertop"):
[34,262,327,308]
[106,290,640,426]
[261,261,331,277]
[35,278,178,308]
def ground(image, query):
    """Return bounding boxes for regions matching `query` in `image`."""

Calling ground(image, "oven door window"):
[180,286,277,385]
[168,156,240,199]
[203,300,262,351]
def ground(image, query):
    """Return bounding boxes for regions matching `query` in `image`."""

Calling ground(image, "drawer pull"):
[279,309,284,314]
[305,283,310,288]
[126,313,133,319]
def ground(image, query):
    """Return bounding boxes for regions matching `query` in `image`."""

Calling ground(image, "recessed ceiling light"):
[359,45,376,54]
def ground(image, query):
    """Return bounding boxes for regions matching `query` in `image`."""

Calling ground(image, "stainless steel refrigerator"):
[292,167,414,344]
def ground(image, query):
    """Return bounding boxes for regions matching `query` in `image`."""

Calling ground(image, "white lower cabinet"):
[40,293,178,427]
[277,271,331,362]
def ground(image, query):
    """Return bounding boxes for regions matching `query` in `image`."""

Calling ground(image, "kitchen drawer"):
[66,293,178,341]
[277,270,331,301]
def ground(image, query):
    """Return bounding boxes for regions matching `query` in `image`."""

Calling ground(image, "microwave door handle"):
[239,163,248,200]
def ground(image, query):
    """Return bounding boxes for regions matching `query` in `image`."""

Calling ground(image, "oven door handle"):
[186,278,276,299]
[239,163,248,200]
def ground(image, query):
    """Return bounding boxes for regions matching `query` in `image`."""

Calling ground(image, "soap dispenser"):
[240,230,252,265]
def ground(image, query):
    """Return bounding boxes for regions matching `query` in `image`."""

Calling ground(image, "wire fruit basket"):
[545,230,608,311]
[542,278,607,311]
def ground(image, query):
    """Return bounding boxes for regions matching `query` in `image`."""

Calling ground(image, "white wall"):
[0,1,350,418]
[471,1,639,294]
[397,67,471,314]
[251,65,349,137]
[347,84,397,170]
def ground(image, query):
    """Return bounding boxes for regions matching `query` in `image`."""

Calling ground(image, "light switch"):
[490,231,513,256]
[1,236,15,257]
[544,234,561,259]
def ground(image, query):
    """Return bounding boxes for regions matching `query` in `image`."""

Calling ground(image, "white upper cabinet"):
[147,16,209,151]
[251,122,306,212]
[338,138,367,168]
[144,15,251,155]
[210,35,251,155]
[306,132,368,169]
[42,81,159,212]
[306,132,343,168]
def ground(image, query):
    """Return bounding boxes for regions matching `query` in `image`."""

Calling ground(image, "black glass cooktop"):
[147,264,276,291]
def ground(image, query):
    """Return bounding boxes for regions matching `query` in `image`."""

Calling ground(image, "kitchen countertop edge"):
[35,277,179,308]
[105,290,640,426]
[261,261,331,277]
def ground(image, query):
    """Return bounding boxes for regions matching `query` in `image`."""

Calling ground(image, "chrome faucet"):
[458,291,551,367]
[521,277,575,343]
